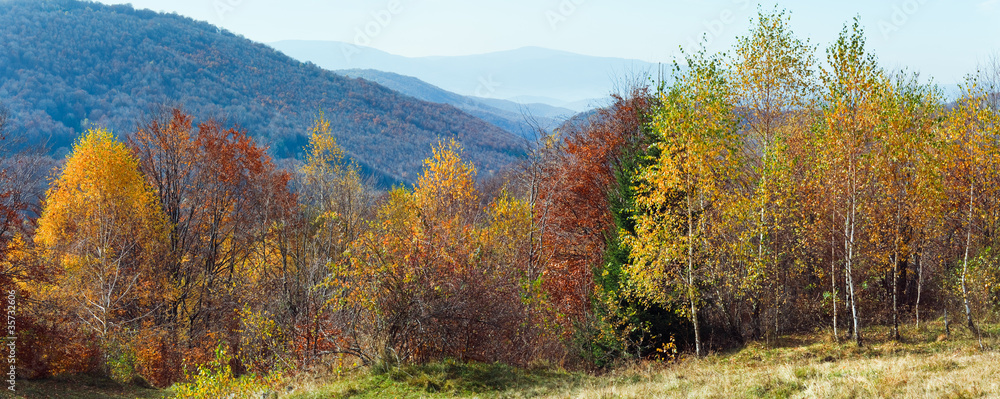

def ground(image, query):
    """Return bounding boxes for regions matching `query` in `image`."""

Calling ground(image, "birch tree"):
[626,50,739,356]
[817,19,884,346]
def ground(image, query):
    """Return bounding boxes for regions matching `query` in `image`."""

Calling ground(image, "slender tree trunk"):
[845,266,852,339]
[846,196,862,346]
[751,302,762,340]
[962,182,984,350]
[831,210,838,342]
[775,289,781,340]
[892,250,900,340]
[915,248,923,329]
[759,204,769,343]
[687,181,701,357]
[758,205,766,270]
[944,306,950,337]
[891,198,903,341]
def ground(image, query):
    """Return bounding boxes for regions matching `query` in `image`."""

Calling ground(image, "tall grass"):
[281,320,999,398]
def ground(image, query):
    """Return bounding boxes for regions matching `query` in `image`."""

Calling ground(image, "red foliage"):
[129,108,296,383]
[538,88,652,328]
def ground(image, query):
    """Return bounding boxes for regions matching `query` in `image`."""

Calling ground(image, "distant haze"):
[271,40,658,110]
[91,0,1000,90]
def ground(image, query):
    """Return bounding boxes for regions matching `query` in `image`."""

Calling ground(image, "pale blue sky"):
[95,0,1000,85]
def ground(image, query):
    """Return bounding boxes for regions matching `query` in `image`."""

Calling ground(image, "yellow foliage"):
[172,345,283,399]
[302,112,350,178]
[35,128,168,337]
[415,140,478,215]
[625,50,739,308]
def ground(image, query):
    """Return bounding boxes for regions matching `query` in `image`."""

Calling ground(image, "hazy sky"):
[93,0,1000,85]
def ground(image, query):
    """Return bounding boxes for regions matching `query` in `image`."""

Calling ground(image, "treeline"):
[562,12,1000,359]
[1,8,1000,391]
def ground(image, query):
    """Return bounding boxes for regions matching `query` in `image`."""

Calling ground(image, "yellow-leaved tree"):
[625,49,740,357]
[328,140,481,364]
[727,7,817,341]
[288,113,371,366]
[327,140,551,365]
[816,19,889,346]
[35,128,168,361]
[939,78,1000,350]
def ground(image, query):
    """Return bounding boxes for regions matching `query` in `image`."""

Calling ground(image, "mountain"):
[0,0,525,186]
[269,40,659,111]
[470,97,579,121]
[336,69,572,139]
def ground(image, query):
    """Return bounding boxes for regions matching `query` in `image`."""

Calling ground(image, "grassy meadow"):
[7,320,999,398]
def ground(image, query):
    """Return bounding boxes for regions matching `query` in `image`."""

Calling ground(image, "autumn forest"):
[3,8,1000,397]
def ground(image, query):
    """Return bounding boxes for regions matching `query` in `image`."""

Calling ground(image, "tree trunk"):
[831,212,838,342]
[846,197,862,346]
[845,267,852,339]
[944,306,950,337]
[891,198,903,341]
[759,204,770,344]
[892,251,900,340]
[687,183,701,357]
[962,182,984,350]
[915,248,923,329]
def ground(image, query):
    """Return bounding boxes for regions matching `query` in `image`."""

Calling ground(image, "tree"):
[939,78,1000,349]
[329,141,550,365]
[128,109,197,329]
[535,87,655,347]
[626,50,740,356]
[129,109,296,378]
[816,19,884,345]
[284,113,371,366]
[0,104,26,254]
[36,128,167,344]
[728,7,817,341]
[868,72,942,339]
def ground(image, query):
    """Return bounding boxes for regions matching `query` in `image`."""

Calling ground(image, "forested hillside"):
[3,5,1000,399]
[0,0,525,185]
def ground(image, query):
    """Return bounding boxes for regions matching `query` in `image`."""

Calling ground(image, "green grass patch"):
[285,359,592,398]
[749,376,806,399]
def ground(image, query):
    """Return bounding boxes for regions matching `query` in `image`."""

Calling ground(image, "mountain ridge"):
[336,69,572,139]
[270,39,659,111]
[0,0,525,186]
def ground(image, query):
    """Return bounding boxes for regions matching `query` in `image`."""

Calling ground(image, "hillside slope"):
[337,69,570,139]
[0,0,525,185]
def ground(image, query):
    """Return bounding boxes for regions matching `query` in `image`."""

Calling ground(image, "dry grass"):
[566,321,1000,398]
[569,351,999,398]
[281,321,1000,398]
[13,321,998,398]
[3,373,168,399]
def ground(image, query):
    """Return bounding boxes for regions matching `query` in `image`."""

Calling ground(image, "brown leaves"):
[127,109,297,381]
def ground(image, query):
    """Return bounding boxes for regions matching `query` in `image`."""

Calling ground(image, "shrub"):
[171,345,283,399]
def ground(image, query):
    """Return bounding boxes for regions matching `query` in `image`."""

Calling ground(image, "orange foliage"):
[538,89,652,328]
